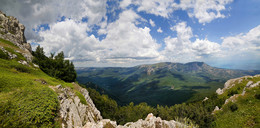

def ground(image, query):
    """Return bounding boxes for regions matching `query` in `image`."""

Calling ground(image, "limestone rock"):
[203,97,209,102]
[0,11,32,62]
[117,113,186,128]
[216,75,256,95]
[52,84,103,128]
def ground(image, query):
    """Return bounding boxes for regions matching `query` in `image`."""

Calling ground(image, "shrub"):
[255,93,260,99]
[0,50,8,59]
[11,63,31,73]
[230,103,238,112]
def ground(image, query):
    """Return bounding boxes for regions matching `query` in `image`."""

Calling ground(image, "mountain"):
[76,62,260,106]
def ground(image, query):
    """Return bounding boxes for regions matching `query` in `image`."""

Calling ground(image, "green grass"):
[0,38,18,48]
[75,91,87,105]
[213,78,260,128]
[0,57,74,127]
[4,47,26,61]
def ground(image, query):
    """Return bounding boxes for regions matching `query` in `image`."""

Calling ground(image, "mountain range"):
[76,62,260,106]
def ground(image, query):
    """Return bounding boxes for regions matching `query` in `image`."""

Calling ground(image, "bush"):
[255,93,260,99]
[230,103,238,112]
[0,50,8,59]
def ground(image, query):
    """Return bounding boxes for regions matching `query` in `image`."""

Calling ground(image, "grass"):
[0,56,73,127]
[75,91,87,105]
[0,38,18,48]
[4,47,26,61]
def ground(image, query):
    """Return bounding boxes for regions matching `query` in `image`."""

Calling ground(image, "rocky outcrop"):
[214,75,260,114]
[51,84,189,128]
[117,113,185,128]
[84,113,186,128]
[0,11,32,62]
[215,75,258,95]
[50,84,103,128]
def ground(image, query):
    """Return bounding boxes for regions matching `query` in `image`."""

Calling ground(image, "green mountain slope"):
[212,75,260,128]
[77,62,260,106]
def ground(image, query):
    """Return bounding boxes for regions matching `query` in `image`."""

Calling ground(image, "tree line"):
[83,83,227,128]
[32,46,77,82]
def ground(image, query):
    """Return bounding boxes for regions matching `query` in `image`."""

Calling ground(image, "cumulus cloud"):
[0,0,107,41]
[221,25,260,54]
[157,27,163,33]
[37,10,161,67]
[37,19,103,62]
[162,22,221,62]
[179,0,233,23]
[192,39,220,56]
[100,10,161,62]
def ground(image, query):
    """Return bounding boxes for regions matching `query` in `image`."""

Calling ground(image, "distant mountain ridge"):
[76,62,260,106]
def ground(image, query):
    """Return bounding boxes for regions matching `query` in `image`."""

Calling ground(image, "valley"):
[77,62,260,106]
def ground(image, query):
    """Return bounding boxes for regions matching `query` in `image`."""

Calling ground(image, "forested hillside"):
[77,63,260,106]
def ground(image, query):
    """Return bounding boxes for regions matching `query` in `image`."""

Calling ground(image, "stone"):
[0,11,33,62]
[53,84,103,128]
[203,97,209,102]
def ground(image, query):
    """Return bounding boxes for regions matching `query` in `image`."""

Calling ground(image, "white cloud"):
[37,19,103,62]
[221,25,260,53]
[101,10,161,62]
[120,0,132,9]
[179,0,233,23]
[0,0,107,41]
[37,10,161,67]
[157,27,163,33]
[149,19,155,27]
[192,39,220,55]
[162,22,260,69]
[162,22,221,62]
[120,0,177,18]
[120,0,233,24]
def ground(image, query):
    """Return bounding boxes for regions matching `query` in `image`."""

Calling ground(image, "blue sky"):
[0,0,260,69]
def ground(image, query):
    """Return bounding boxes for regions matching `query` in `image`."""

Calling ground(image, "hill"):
[211,75,260,127]
[76,62,260,106]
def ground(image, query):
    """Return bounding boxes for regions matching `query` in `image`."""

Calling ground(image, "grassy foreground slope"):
[0,38,73,127]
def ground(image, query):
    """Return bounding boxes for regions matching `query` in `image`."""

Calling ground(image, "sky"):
[0,0,260,69]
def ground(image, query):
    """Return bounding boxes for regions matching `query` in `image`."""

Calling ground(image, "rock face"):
[0,11,32,61]
[51,84,103,128]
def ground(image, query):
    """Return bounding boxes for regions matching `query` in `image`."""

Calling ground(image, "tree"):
[32,46,77,82]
